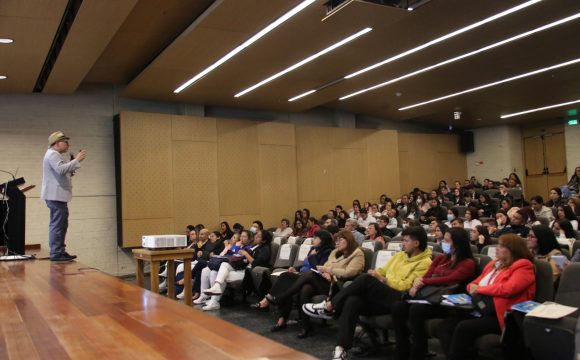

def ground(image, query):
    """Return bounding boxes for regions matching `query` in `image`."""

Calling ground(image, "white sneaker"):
[193,294,209,305]
[176,289,185,299]
[332,346,347,360]
[202,301,220,311]
[203,283,223,295]
[158,279,167,291]
[159,268,167,277]
[302,300,334,320]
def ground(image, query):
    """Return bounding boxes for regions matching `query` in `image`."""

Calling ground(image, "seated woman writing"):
[436,234,535,360]
[302,226,433,360]
[392,228,476,360]
[250,230,336,337]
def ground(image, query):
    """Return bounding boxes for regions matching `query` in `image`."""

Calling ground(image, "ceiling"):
[1,0,580,129]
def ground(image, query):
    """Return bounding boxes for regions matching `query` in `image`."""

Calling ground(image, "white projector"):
[142,235,187,249]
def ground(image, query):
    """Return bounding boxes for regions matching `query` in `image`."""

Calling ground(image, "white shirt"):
[464,219,482,230]
[358,215,376,229]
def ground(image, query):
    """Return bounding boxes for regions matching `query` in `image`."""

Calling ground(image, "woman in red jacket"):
[437,234,535,360]
[392,228,476,360]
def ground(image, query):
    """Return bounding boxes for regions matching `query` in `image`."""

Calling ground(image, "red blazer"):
[470,259,535,329]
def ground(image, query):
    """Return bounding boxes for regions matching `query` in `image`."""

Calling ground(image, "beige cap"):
[48,131,70,146]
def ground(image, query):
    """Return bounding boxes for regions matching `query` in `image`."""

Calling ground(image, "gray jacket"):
[41,149,80,202]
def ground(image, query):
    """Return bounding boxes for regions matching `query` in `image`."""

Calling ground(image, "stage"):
[0,258,314,359]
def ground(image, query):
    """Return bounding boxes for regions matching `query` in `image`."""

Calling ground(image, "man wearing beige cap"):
[41,131,86,262]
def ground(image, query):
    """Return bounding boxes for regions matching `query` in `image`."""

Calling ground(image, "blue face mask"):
[447,214,455,222]
[441,242,452,255]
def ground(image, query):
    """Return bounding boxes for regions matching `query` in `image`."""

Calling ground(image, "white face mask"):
[402,223,409,229]
[417,199,423,205]
[249,226,257,234]
[447,214,455,222]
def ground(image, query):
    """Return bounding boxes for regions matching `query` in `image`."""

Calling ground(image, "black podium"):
[0,177,32,255]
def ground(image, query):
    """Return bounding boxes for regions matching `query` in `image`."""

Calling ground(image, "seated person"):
[526,225,564,281]
[483,218,499,237]
[545,187,566,208]
[365,223,386,248]
[393,228,476,360]
[445,208,459,227]
[306,217,321,238]
[496,209,530,238]
[553,218,578,241]
[220,221,234,240]
[344,218,365,245]
[302,227,432,360]
[496,183,513,203]
[495,210,511,231]
[551,205,579,231]
[377,215,396,238]
[273,218,293,238]
[530,195,555,222]
[436,234,535,360]
[293,219,308,237]
[357,208,376,229]
[469,225,491,252]
[477,193,496,218]
[386,208,400,229]
[450,217,464,228]
[251,231,347,338]
[463,207,482,230]
[421,199,447,224]
[432,222,448,243]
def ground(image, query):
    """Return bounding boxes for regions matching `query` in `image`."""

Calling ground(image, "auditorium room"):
[1,0,580,359]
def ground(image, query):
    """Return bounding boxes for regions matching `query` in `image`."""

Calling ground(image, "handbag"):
[207,256,229,271]
[472,293,496,317]
[228,254,248,270]
[413,284,458,304]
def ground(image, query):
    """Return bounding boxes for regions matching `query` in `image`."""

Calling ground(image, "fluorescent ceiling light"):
[0,75,6,80]
[501,99,580,119]
[235,27,372,98]
[398,57,580,111]
[289,90,317,102]
[0,38,13,44]
[340,12,580,100]
[288,0,541,102]
[174,0,316,94]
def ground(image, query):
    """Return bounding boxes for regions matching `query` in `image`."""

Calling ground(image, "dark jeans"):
[46,200,69,258]
[392,301,448,360]
[271,271,331,327]
[331,274,402,349]
[436,314,501,360]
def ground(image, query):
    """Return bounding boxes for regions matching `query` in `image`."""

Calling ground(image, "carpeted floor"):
[122,274,446,360]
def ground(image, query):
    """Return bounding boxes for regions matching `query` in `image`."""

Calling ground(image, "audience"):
[530,195,555,221]
[357,208,376,229]
[273,218,293,238]
[546,187,566,208]
[306,217,321,238]
[344,218,365,245]
[293,219,308,237]
[463,207,482,230]
[552,205,578,230]
[526,225,564,281]
[469,225,491,252]
[365,222,386,248]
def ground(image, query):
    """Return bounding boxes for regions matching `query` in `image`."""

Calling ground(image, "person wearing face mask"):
[249,220,264,234]
[445,208,459,228]
[392,228,476,360]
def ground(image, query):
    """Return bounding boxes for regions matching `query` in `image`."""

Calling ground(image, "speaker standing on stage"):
[41,131,86,262]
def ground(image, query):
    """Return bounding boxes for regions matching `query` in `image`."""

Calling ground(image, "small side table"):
[132,248,195,306]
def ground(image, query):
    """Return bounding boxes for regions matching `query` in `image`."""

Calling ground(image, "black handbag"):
[413,284,459,304]
[207,256,229,271]
[228,254,249,270]
[472,293,496,317]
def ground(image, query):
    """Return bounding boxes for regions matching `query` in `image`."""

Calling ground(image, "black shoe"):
[297,326,313,339]
[50,255,74,262]
[63,252,77,259]
[270,323,287,333]
[265,294,277,304]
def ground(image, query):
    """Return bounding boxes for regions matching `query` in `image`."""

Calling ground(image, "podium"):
[0,177,34,255]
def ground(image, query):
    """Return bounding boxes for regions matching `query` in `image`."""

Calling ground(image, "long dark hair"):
[558,205,577,221]
[220,221,233,239]
[448,228,474,267]
[556,219,578,239]
[530,225,561,256]
[474,225,491,247]
[314,230,335,251]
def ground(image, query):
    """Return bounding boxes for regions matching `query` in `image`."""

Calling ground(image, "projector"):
[142,235,187,249]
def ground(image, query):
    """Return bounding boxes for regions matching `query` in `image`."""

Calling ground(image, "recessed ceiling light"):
[500,99,580,119]
[340,12,580,100]
[174,0,316,94]
[398,57,580,111]
[235,27,372,98]
[0,76,7,80]
[0,38,13,44]
[287,0,541,102]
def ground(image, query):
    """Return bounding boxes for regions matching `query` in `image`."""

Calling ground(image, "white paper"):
[487,246,497,259]
[302,238,313,245]
[297,245,312,261]
[274,237,283,245]
[279,244,292,260]
[362,241,375,251]
[557,238,574,252]
[526,302,578,319]
[406,299,431,304]
[287,236,298,245]
[375,250,396,269]
[387,242,402,251]
[551,255,566,268]
[270,269,288,277]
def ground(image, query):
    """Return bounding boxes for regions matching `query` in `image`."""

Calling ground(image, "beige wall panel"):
[172,141,220,232]
[366,130,400,198]
[122,218,174,248]
[217,119,260,216]
[120,111,173,220]
[332,148,370,207]
[398,151,411,196]
[436,152,468,187]
[296,126,335,202]
[172,115,217,142]
[259,144,299,228]
[333,128,372,149]
[219,215,261,230]
[298,201,337,219]
[258,122,295,146]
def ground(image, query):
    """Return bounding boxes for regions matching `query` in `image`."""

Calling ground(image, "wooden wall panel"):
[217,119,260,216]
[295,127,335,202]
[366,130,400,198]
[333,128,372,149]
[332,148,369,207]
[120,111,173,220]
[258,122,295,146]
[298,201,337,219]
[122,218,174,248]
[172,115,217,142]
[172,141,219,232]
[259,145,298,227]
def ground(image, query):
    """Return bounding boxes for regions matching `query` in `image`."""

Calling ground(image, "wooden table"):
[0,259,314,359]
[132,248,195,306]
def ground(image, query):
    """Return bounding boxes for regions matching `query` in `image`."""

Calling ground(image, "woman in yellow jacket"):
[303,226,432,360]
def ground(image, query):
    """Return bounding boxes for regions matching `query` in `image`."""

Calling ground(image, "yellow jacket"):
[377,248,432,292]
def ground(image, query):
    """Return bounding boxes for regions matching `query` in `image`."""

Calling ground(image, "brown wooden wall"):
[118,111,466,247]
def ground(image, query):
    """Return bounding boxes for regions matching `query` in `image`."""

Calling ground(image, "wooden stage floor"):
[0,259,315,359]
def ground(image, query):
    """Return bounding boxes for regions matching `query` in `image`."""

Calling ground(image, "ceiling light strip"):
[287,0,542,102]
[398,57,580,111]
[289,90,317,102]
[345,0,542,79]
[174,0,316,94]
[501,99,580,119]
[340,12,580,100]
[235,27,372,98]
